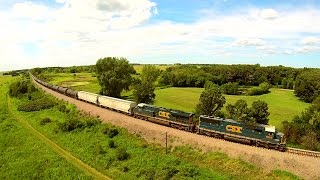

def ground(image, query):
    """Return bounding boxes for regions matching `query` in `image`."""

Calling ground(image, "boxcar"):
[57,87,68,94]
[52,85,59,91]
[98,95,137,115]
[78,91,99,104]
[66,89,78,99]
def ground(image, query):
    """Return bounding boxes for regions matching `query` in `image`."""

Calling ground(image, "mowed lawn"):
[154,88,309,128]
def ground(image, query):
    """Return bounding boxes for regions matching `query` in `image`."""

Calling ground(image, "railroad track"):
[287,147,320,158]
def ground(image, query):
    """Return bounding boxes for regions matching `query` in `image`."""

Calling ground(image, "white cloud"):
[260,8,279,20]
[296,46,320,53]
[233,38,266,46]
[12,2,49,20]
[302,37,320,45]
[1,2,320,70]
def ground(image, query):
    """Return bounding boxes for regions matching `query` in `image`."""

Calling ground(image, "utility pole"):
[165,132,168,154]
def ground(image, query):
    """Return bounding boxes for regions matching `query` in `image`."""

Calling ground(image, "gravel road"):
[34,80,320,179]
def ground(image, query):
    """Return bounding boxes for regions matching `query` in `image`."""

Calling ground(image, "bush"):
[9,80,35,97]
[116,148,130,161]
[221,82,239,95]
[108,140,116,148]
[84,118,101,128]
[103,127,119,138]
[57,118,84,132]
[40,118,52,126]
[18,98,55,112]
[246,82,270,96]
[57,104,70,113]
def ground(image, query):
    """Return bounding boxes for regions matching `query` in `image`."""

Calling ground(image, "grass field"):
[154,88,309,128]
[0,76,91,179]
[0,75,300,179]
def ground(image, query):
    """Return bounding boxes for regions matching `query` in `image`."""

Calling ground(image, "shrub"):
[103,127,119,138]
[18,98,55,112]
[57,118,84,132]
[108,140,116,148]
[9,80,35,97]
[40,118,52,125]
[221,82,239,95]
[116,148,130,161]
[246,82,270,96]
[84,118,101,128]
[57,104,70,113]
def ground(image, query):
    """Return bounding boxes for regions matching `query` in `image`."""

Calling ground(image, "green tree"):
[196,88,226,116]
[294,70,320,102]
[133,65,160,103]
[221,82,239,95]
[249,100,270,124]
[204,81,220,90]
[96,57,136,97]
[301,131,319,151]
[226,99,250,122]
[141,65,161,82]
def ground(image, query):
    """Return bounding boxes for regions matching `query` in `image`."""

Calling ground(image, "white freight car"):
[98,95,137,115]
[78,91,99,104]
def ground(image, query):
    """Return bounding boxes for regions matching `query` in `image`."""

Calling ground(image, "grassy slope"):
[0,76,91,179]
[154,87,309,128]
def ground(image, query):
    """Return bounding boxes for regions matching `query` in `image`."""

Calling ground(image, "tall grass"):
[0,76,91,179]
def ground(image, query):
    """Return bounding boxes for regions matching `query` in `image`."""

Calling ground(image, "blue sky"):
[1,0,320,71]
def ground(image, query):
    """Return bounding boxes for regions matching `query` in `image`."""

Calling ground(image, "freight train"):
[31,74,286,152]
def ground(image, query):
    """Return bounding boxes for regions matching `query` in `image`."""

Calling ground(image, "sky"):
[1,0,320,71]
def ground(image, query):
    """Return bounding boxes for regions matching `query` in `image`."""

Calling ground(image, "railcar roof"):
[200,115,269,128]
[99,95,136,104]
[137,103,194,117]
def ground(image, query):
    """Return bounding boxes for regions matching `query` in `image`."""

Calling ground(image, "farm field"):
[154,87,309,128]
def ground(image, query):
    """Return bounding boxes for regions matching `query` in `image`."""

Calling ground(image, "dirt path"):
[6,94,110,180]
[34,80,320,180]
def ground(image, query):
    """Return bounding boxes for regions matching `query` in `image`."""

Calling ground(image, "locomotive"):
[31,74,286,151]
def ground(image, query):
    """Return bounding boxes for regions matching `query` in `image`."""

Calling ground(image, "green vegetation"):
[96,57,136,97]
[246,82,271,96]
[154,87,309,128]
[133,65,161,103]
[226,99,270,124]
[2,75,300,179]
[17,97,56,112]
[158,64,301,88]
[0,76,91,179]
[195,85,226,116]
[294,69,320,102]
[282,97,320,151]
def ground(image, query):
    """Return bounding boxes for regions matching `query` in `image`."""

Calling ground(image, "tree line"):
[159,64,300,87]
[29,58,319,103]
